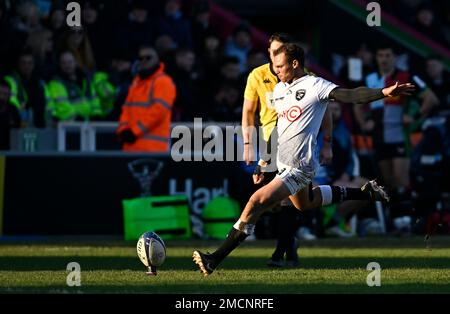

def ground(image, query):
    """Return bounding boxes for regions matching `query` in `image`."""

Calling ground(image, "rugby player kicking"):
[193,43,415,276]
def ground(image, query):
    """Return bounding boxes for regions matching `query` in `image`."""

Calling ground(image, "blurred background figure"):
[25,28,56,81]
[117,46,176,152]
[106,50,133,121]
[156,0,193,49]
[424,55,450,116]
[58,26,96,73]
[4,49,47,128]
[354,43,438,234]
[412,3,448,46]
[167,48,201,122]
[224,22,252,74]
[190,0,217,54]
[46,51,102,121]
[0,79,21,150]
[46,2,65,45]
[113,0,156,60]
[208,80,241,122]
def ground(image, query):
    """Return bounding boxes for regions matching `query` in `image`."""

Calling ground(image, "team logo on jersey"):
[263,78,271,84]
[278,105,303,122]
[295,89,306,101]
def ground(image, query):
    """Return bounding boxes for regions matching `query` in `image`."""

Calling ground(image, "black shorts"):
[374,142,407,162]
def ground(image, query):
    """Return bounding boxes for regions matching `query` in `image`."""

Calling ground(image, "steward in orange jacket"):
[117,46,176,152]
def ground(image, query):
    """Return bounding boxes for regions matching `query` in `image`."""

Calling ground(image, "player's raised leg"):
[193,177,291,276]
[288,180,390,211]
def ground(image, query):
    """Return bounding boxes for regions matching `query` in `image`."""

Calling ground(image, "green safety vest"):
[92,72,117,117]
[46,74,102,121]
[4,72,28,109]
[4,72,51,127]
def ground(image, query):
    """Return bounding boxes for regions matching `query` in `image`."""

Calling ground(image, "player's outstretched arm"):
[330,82,415,104]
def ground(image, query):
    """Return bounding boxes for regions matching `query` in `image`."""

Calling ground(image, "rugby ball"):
[136,232,166,267]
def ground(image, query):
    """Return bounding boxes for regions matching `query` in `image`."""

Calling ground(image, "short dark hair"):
[273,43,305,67]
[222,56,240,66]
[269,33,293,46]
[376,42,396,54]
[139,44,156,52]
[58,50,74,60]
[175,47,194,57]
[18,47,34,61]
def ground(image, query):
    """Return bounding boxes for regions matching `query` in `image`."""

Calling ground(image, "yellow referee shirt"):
[244,63,278,141]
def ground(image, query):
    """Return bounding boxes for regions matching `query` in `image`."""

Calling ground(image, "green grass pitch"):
[1,237,450,293]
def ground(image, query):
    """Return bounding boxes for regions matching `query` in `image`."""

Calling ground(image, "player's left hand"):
[253,172,265,185]
[382,82,415,97]
[320,145,333,165]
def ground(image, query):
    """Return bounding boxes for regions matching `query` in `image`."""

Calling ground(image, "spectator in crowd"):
[58,26,96,73]
[219,56,243,83]
[425,55,450,116]
[107,51,134,121]
[339,43,376,88]
[0,3,25,74]
[156,0,193,49]
[0,79,21,150]
[224,23,252,74]
[81,0,109,70]
[208,80,241,122]
[117,45,176,152]
[381,0,424,25]
[154,34,178,69]
[339,43,376,178]
[197,32,223,80]
[167,48,201,122]
[11,1,42,42]
[354,43,438,230]
[190,0,217,54]
[4,49,47,128]
[46,2,65,46]
[412,3,448,45]
[25,28,56,80]
[113,0,156,59]
[46,51,102,121]
[246,49,268,72]
[201,56,244,113]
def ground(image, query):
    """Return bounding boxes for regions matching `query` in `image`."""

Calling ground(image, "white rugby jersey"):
[273,74,338,172]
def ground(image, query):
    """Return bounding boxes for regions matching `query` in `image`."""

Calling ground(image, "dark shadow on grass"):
[1,236,450,249]
[1,256,450,271]
[2,282,450,294]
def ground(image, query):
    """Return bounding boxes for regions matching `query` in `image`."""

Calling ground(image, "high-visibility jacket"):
[46,73,102,120]
[4,72,28,109]
[4,72,49,127]
[92,72,116,117]
[117,63,176,152]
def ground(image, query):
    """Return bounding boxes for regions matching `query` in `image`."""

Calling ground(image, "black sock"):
[211,227,248,266]
[272,206,299,261]
[331,186,369,203]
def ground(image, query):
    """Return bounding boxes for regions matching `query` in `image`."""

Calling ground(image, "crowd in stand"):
[380,0,450,46]
[0,0,258,147]
[1,0,449,236]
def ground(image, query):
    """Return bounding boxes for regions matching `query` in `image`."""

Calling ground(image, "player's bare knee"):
[248,194,272,214]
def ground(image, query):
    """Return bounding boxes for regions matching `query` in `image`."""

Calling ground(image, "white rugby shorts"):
[276,161,315,195]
